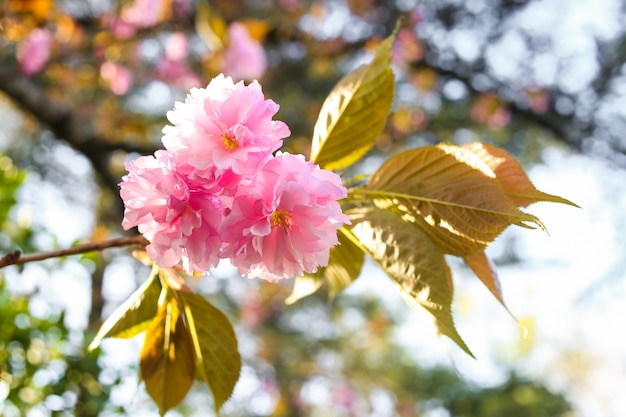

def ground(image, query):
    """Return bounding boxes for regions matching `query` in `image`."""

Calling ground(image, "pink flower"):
[165,32,188,61]
[222,22,267,81]
[219,152,349,281]
[119,150,223,273]
[108,18,137,39]
[172,0,194,19]
[100,61,133,95]
[16,28,53,75]
[162,74,290,175]
[157,58,203,89]
[120,75,349,280]
[156,33,203,90]
[122,0,164,28]
[392,28,424,70]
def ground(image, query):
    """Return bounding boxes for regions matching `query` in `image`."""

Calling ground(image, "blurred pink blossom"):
[219,152,349,281]
[165,32,188,61]
[332,382,357,412]
[122,0,164,28]
[222,23,267,81]
[278,0,302,12]
[172,0,194,19]
[119,150,224,273]
[108,18,137,39]
[100,61,133,95]
[162,74,290,175]
[392,28,424,69]
[16,28,53,75]
[526,88,549,113]
[156,33,203,89]
[157,59,203,90]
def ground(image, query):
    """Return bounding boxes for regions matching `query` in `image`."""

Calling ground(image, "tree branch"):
[411,61,583,150]
[0,65,157,199]
[0,235,149,269]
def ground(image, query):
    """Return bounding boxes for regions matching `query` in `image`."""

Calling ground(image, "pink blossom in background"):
[526,88,549,113]
[105,15,137,39]
[106,19,137,39]
[156,33,203,89]
[222,22,267,81]
[392,28,424,70]
[122,0,164,28]
[277,0,302,12]
[220,152,349,282]
[157,58,203,89]
[172,0,194,19]
[119,150,224,273]
[162,74,290,175]
[100,61,133,95]
[165,32,188,61]
[16,28,53,75]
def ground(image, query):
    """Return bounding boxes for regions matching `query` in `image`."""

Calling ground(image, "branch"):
[0,65,157,199]
[411,61,583,149]
[0,235,149,269]
[0,65,113,193]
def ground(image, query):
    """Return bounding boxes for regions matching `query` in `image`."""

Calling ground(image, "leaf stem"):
[0,235,150,269]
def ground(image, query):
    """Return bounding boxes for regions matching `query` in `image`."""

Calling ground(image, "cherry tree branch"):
[0,235,149,269]
[0,65,157,199]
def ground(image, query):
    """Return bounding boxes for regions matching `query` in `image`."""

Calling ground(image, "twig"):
[0,236,149,269]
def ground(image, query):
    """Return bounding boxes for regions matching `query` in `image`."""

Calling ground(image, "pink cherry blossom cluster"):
[16,28,53,75]
[120,74,349,281]
[222,23,267,81]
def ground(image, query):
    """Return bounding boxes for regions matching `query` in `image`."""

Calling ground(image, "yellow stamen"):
[271,210,292,233]
[222,133,238,150]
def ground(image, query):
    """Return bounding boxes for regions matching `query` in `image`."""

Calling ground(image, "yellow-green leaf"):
[310,35,395,170]
[324,227,365,297]
[285,273,324,305]
[463,251,506,308]
[88,267,161,351]
[195,2,227,50]
[140,291,196,416]
[0,153,26,226]
[286,227,365,304]
[462,142,578,208]
[365,144,544,256]
[180,292,241,412]
[349,207,473,357]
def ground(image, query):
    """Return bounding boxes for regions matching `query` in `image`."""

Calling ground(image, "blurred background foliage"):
[2,0,621,415]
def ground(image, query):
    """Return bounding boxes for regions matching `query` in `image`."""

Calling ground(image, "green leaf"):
[180,292,241,412]
[324,227,366,297]
[140,290,196,416]
[285,273,324,305]
[286,227,365,304]
[310,34,395,170]
[0,153,27,226]
[88,267,161,351]
[462,142,579,208]
[365,144,544,256]
[349,206,473,357]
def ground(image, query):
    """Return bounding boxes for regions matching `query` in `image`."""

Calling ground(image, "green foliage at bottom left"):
[0,283,118,416]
